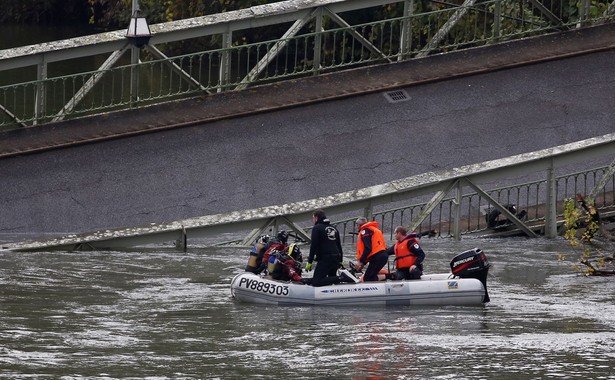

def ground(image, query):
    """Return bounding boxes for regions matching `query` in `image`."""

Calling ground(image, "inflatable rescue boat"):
[231,248,490,306]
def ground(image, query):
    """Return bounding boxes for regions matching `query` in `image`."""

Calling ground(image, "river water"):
[1,237,614,379]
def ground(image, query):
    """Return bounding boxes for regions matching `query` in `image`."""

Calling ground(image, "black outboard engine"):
[450,248,490,303]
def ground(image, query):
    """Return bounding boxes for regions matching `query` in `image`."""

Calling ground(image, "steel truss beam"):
[50,43,214,123]
[0,103,26,128]
[324,7,393,64]
[417,0,478,58]
[464,178,538,238]
[590,158,615,200]
[407,177,538,238]
[407,179,461,232]
[235,8,320,90]
[52,47,129,122]
[234,4,394,90]
[240,215,312,246]
[528,0,565,28]
[146,45,211,94]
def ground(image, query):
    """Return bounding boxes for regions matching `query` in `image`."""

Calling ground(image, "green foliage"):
[588,0,610,17]
[2,0,273,26]
[562,197,613,275]
[5,0,615,56]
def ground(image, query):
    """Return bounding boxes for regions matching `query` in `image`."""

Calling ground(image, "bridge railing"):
[1,0,614,129]
[332,165,615,244]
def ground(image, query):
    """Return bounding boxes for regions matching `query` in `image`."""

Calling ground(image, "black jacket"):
[308,217,343,263]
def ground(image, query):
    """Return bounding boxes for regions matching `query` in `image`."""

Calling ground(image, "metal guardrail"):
[4,132,614,252]
[334,165,615,244]
[1,0,614,128]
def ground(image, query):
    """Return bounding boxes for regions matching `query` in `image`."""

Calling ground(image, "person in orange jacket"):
[388,226,425,280]
[353,217,389,281]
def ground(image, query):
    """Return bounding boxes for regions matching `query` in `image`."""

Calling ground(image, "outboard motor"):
[450,248,490,303]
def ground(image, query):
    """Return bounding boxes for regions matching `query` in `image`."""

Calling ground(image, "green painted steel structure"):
[1,0,614,128]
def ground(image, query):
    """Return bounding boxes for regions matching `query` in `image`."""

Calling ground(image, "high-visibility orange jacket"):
[394,236,419,269]
[356,221,386,264]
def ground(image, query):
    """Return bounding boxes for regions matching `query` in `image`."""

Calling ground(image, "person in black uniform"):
[306,209,354,286]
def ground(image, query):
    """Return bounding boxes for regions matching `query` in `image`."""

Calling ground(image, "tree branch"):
[580,259,615,276]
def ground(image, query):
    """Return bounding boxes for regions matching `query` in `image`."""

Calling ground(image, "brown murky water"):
[1,237,614,379]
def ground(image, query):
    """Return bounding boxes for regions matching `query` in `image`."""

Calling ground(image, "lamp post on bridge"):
[125,0,151,105]
[126,0,151,48]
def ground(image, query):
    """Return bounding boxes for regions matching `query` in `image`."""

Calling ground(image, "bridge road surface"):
[1,36,615,241]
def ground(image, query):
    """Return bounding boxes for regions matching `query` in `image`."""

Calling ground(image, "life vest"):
[356,221,386,263]
[393,235,419,269]
[245,241,269,273]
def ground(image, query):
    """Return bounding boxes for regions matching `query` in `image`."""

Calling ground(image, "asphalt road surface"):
[1,49,614,239]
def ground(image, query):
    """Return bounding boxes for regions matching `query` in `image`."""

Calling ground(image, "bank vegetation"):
[562,194,615,276]
[6,0,613,28]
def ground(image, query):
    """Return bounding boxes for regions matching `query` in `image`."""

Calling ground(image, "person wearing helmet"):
[245,235,270,273]
[276,230,289,244]
[255,230,290,275]
[270,243,303,282]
